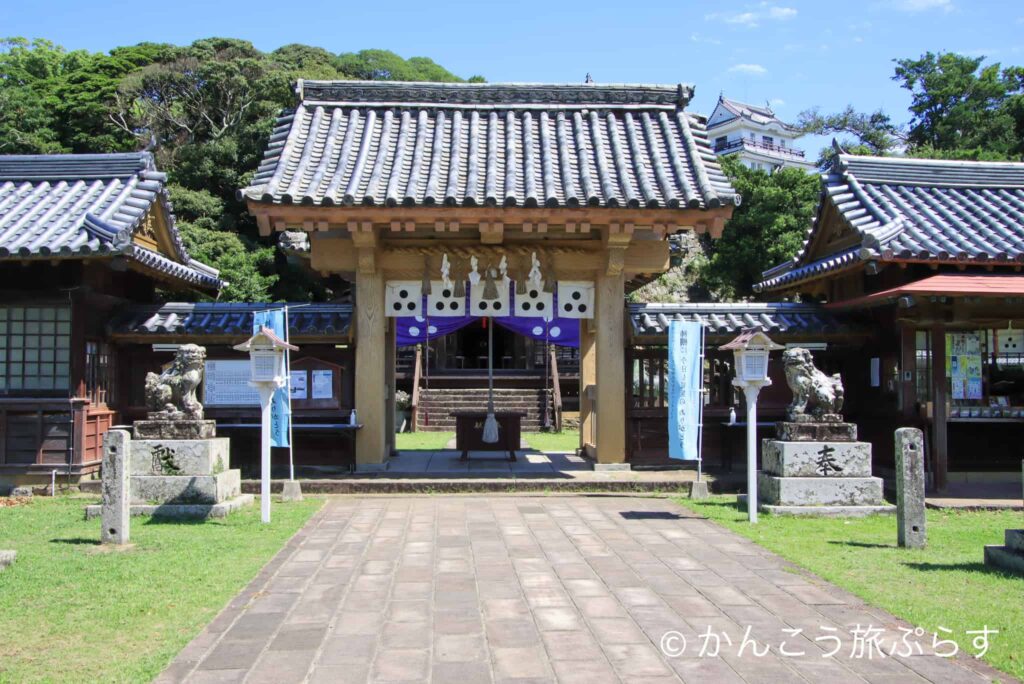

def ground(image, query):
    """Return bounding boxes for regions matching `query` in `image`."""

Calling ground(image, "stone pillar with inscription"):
[758,348,894,517]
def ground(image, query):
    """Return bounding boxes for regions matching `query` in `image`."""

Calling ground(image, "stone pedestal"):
[984,529,1024,575]
[759,422,894,516]
[133,420,217,440]
[88,426,250,520]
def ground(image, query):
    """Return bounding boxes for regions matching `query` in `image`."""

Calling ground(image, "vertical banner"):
[253,309,291,447]
[668,320,703,461]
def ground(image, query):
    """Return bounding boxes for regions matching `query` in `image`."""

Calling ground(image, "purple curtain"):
[395,291,579,348]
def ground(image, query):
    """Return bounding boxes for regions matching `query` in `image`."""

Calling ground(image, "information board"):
[204,360,260,406]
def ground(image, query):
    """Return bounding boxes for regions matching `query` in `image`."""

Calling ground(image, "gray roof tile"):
[241,81,738,211]
[757,154,1024,292]
[0,153,222,292]
[109,302,352,340]
[628,302,850,338]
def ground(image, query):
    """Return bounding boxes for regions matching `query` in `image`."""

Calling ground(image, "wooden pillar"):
[354,263,388,468]
[930,326,947,491]
[899,325,917,419]
[579,320,596,455]
[594,271,626,464]
[384,319,396,456]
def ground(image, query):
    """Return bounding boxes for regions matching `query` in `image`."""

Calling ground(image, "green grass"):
[395,429,580,453]
[395,431,455,450]
[0,495,322,683]
[524,429,580,453]
[678,496,1024,680]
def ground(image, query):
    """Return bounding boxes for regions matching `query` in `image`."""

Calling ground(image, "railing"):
[410,346,422,433]
[714,138,806,158]
[549,347,563,432]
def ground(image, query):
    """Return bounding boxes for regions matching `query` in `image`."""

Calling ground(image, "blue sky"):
[5,0,1021,157]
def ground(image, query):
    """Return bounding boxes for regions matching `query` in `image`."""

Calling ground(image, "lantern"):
[720,329,783,523]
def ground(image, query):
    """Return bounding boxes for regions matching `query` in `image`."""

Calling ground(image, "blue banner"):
[253,309,290,448]
[667,320,703,461]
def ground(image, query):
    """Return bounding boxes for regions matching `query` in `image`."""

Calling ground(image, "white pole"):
[284,306,294,481]
[696,323,705,482]
[259,385,274,524]
[744,385,759,524]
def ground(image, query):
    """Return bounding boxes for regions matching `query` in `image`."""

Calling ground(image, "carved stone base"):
[775,421,856,442]
[133,420,217,440]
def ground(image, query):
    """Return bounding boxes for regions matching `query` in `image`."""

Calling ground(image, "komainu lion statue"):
[145,344,207,420]
[782,347,844,421]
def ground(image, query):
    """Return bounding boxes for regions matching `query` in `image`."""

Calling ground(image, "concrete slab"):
[86,494,254,520]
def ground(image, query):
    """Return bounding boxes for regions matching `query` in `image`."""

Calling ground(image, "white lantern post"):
[721,329,783,523]
[234,327,299,523]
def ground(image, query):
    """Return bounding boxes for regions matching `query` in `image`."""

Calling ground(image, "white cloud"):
[728,63,768,76]
[689,32,722,45]
[894,0,953,12]
[705,4,797,28]
[770,98,785,107]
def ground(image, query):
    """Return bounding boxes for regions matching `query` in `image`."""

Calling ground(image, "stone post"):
[101,429,131,545]
[895,427,926,549]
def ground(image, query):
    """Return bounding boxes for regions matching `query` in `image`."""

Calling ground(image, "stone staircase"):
[984,528,1024,575]
[415,388,552,432]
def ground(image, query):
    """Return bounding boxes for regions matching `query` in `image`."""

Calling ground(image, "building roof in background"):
[0,153,222,292]
[240,80,738,211]
[826,273,1024,309]
[757,154,1024,292]
[108,302,353,342]
[628,302,855,340]
[708,96,797,132]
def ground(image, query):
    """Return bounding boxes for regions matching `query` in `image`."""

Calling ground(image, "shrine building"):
[239,80,739,469]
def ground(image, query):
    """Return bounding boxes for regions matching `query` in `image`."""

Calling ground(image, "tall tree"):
[695,157,821,300]
[894,52,1021,157]
[797,105,905,165]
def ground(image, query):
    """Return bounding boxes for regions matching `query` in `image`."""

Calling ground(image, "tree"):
[894,52,1021,157]
[797,105,905,165]
[695,157,821,300]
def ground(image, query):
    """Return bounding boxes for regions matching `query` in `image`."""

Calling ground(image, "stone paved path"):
[158,496,1010,683]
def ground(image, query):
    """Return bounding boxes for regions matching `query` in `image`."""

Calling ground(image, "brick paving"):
[158,496,1011,683]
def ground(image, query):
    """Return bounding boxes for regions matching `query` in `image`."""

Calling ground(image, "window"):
[85,340,115,406]
[762,135,774,146]
[714,136,728,150]
[779,139,787,148]
[0,306,72,392]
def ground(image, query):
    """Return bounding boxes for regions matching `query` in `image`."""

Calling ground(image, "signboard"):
[204,360,260,406]
[290,370,307,400]
[946,332,983,400]
[312,370,333,400]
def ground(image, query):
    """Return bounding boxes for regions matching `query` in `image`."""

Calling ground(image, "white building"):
[706,96,816,172]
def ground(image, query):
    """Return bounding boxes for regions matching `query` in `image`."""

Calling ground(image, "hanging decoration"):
[556,281,595,319]
[385,280,423,317]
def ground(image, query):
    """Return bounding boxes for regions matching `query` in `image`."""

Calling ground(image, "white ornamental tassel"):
[481,315,500,443]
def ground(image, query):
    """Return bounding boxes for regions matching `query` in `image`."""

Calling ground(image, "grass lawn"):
[0,495,322,683]
[678,496,1024,680]
[395,431,455,450]
[524,429,580,453]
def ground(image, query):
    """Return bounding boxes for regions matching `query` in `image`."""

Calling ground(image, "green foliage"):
[696,157,820,299]
[894,52,1023,158]
[797,105,905,166]
[1,37,476,302]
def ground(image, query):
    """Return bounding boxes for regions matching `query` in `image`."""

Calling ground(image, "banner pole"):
[284,305,294,481]
[696,322,705,483]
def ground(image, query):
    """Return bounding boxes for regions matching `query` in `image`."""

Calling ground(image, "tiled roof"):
[709,96,795,131]
[628,302,851,338]
[108,302,352,341]
[756,154,1024,292]
[240,81,738,210]
[0,153,222,292]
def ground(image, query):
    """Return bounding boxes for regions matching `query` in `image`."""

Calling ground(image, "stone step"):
[1006,529,1024,553]
[984,544,1024,575]
[131,470,241,505]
